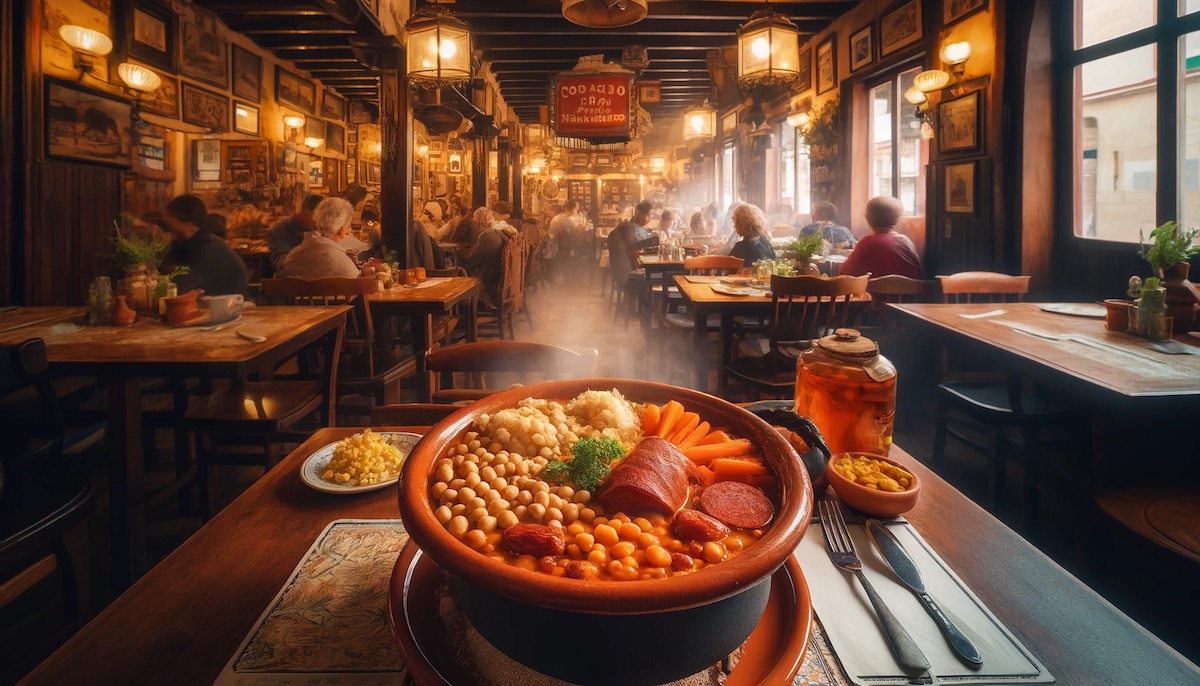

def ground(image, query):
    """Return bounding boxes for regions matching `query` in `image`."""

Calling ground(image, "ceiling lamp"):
[406,4,472,87]
[117,63,161,93]
[913,69,952,93]
[736,6,800,89]
[683,102,716,141]
[59,25,112,77]
[562,0,648,29]
[283,114,306,129]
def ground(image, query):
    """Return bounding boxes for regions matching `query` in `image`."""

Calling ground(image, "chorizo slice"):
[697,481,774,529]
[598,436,691,517]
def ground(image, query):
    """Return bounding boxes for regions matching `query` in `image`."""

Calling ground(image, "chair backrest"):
[499,234,526,313]
[371,403,460,426]
[680,243,708,257]
[768,274,869,343]
[422,340,599,403]
[683,255,744,275]
[0,338,63,480]
[937,272,1030,303]
[261,276,377,339]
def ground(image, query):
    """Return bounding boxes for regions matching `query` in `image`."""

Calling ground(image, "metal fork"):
[819,499,930,671]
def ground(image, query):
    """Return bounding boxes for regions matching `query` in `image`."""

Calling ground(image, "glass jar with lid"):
[794,328,896,455]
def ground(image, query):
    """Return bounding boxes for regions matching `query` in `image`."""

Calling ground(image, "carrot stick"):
[697,429,730,446]
[655,400,685,438]
[711,457,768,477]
[666,412,700,445]
[695,465,715,487]
[682,439,754,464]
[642,403,661,435]
[677,421,711,450]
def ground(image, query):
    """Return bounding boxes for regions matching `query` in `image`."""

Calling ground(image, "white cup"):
[201,294,244,321]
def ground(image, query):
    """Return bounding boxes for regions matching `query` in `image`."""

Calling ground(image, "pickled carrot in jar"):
[794,329,896,455]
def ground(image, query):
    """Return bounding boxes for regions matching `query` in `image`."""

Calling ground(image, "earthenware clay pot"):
[109,295,136,326]
[1103,299,1134,332]
[1161,262,1197,330]
[163,289,203,325]
[397,379,812,686]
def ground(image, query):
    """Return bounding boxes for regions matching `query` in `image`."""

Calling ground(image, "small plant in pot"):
[1138,221,1200,330]
[784,233,827,275]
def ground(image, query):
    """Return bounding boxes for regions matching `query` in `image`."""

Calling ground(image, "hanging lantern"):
[736,7,800,90]
[562,0,648,28]
[682,103,716,141]
[405,4,471,87]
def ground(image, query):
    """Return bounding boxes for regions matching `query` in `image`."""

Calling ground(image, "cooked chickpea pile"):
[431,426,762,581]
[832,454,913,492]
[322,429,405,486]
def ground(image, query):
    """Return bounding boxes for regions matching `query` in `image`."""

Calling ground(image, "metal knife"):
[866,519,984,665]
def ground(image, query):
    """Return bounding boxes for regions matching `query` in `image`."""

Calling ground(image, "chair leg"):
[932,397,950,465]
[988,426,1006,509]
[58,520,92,622]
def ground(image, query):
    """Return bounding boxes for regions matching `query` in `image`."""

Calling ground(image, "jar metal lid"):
[814,328,878,358]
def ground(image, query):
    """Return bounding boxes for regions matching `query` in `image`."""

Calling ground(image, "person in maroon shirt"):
[840,196,923,279]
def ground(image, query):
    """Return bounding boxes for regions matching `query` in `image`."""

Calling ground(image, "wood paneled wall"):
[1,0,19,304]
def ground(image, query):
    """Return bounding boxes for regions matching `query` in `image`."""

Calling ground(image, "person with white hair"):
[277,197,361,279]
[728,203,777,264]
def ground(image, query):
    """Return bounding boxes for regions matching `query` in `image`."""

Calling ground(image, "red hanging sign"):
[551,73,634,139]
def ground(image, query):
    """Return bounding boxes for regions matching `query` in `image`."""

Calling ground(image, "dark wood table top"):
[891,302,1200,411]
[366,276,480,312]
[21,427,1197,685]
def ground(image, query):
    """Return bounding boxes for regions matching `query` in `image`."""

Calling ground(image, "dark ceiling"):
[196,0,860,124]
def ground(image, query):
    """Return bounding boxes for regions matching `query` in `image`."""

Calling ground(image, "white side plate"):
[1038,303,1106,319]
[300,431,422,494]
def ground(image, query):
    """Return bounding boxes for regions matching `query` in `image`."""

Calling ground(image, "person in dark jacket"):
[267,194,323,273]
[159,194,249,296]
[728,203,776,265]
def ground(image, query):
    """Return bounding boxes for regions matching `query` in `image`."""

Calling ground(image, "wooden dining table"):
[19,426,1198,685]
[0,304,350,588]
[891,302,1200,413]
[366,276,481,402]
[637,254,686,324]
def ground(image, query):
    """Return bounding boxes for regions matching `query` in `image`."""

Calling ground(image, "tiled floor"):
[22,260,1200,680]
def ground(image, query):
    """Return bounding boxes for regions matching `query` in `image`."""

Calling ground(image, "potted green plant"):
[111,215,187,313]
[784,233,826,275]
[1138,221,1200,330]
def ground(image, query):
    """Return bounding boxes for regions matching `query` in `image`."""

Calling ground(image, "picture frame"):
[816,35,837,95]
[44,79,133,168]
[638,81,661,104]
[295,151,310,175]
[849,24,874,73]
[233,101,259,135]
[366,162,381,185]
[348,100,378,124]
[138,72,178,118]
[119,0,176,74]
[594,154,613,167]
[944,161,976,214]
[797,47,813,93]
[880,0,923,57]
[325,121,345,154]
[276,66,316,115]
[231,44,262,103]
[945,0,988,27]
[192,139,221,182]
[305,117,324,140]
[321,90,346,121]
[430,140,444,152]
[180,81,228,131]
[180,22,227,89]
[308,157,325,188]
[938,90,982,154]
[448,153,462,174]
[433,171,448,197]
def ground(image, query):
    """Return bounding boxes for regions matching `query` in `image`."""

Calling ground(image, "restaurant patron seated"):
[840,196,923,279]
[267,194,324,273]
[159,194,249,296]
[277,198,361,279]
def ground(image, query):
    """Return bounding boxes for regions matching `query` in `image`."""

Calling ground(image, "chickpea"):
[594,524,620,547]
[478,515,498,533]
[587,548,608,566]
[636,532,659,549]
[562,503,580,523]
[579,507,596,523]
[502,485,520,501]
[643,567,668,580]
[534,491,550,508]
[487,498,510,516]
[466,497,485,512]
[436,464,454,482]
[435,505,453,525]
[592,516,608,528]
[557,485,575,501]
[481,489,500,504]
[633,517,653,533]
[574,532,595,550]
[457,487,477,504]
[513,505,527,519]
[463,460,479,474]
[546,507,564,523]
[513,555,538,571]
[449,478,465,490]
[702,541,727,564]
[467,507,488,525]
[467,439,481,451]
[480,465,497,482]
[493,464,507,477]
[464,529,487,550]
[566,544,582,558]
[516,490,533,506]
[645,545,671,568]
[448,515,469,539]
[533,481,550,494]
[548,494,564,510]
[726,537,744,552]
[464,472,481,489]
[497,510,519,529]
[439,488,458,505]
[566,522,586,536]
[450,503,466,516]
[528,503,547,521]
[453,454,465,467]
[431,482,448,499]
[547,519,564,531]
[611,541,636,559]
[574,490,591,504]
[617,522,641,542]
[646,513,666,528]
[612,513,631,525]
[621,556,639,570]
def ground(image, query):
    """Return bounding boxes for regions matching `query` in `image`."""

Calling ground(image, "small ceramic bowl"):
[824,451,921,517]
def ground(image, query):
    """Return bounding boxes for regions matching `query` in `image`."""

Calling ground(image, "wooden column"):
[472,136,488,208]
[379,49,412,264]
[497,136,511,202]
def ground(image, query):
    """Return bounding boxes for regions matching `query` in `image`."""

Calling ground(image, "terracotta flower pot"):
[1103,299,1133,332]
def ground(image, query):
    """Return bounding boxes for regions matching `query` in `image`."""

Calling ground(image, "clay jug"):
[163,289,204,325]
[1161,262,1198,330]
[110,295,137,325]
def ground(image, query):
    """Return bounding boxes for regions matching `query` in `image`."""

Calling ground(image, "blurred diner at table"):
[728,203,778,265]
[840,196,924,280]
[267,194,324,274]
[799,201,857,252]
[277,198,361,280]
[158,194,249,296]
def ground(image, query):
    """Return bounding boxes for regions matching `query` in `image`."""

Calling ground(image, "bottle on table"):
[794,328,896,455]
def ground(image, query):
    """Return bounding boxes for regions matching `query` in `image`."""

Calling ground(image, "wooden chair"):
[0,339,93,683]
[931,271,1083,523]
[659,255,745,326]
[478,234,530,340]
[425,266,470,346]
[371,402,461,426]
[1093,487,1200,566]
[422,340,600,403]
[184,323,343,517]
[723,274,868,399]
[262,277,414,422]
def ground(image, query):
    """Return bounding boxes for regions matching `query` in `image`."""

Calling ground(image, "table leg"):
[693,306,708,391]
[413,314,435,402]
[106,376,144,589]
[717,313,733,398]
[466,297,478,343]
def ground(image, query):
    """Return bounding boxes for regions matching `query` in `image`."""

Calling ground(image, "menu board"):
[551,73,635,139]
[567,179,596,213]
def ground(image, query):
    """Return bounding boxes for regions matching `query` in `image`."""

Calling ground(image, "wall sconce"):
[785,110,811,131]
[904,86,935,140]
[59,25,112,79]
[405,4,472,87]
[117,63,161,94]
[683,101,717,141]
[941,41,972,78]
[304,136,325,149]
[283,113,305,141]
[417,143,430,157]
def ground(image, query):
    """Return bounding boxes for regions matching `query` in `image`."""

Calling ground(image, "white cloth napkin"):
[401,277,451,290]
[796,520,1053,685]
[958,309,1006,319]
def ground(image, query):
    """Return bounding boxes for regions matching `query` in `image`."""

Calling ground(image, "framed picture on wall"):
[945,161,976,214]
[879,0,922,57]
[44,79,133,168]
[849,24,874,73]
[308,157,325,188]
[139,72,178,118]
[233,101,259,135]
[797,47,812,93]
[816,35,836,95]
[325,122,345,154]
[181,82,228,131]
[119,0,176,73]
[938,90,982,154]
[192,139,221,182]
[366,162,381,185]
[945,0,988,26]
[231,44,261,103]
[449,153,462,173]
[638,81,661,104]
[180,22,228,89]
[322,90,346,120]
[276,66,316,114]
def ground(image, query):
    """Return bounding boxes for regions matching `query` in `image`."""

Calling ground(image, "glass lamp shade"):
[59,25,112,56]
[117,63,161,92]
[683,105,716,140]
[736,9,800,87]
[941,41,972,66]
[562,0,648,28]
[283,114,306,129]
[913,69,952,93]
[304,137,325,149]
[785,111,811,129]
[903,86,927,105]
[406,6,471,85]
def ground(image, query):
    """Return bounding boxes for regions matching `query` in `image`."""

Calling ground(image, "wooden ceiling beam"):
[475,35,733,50]
[450,0,857,21]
